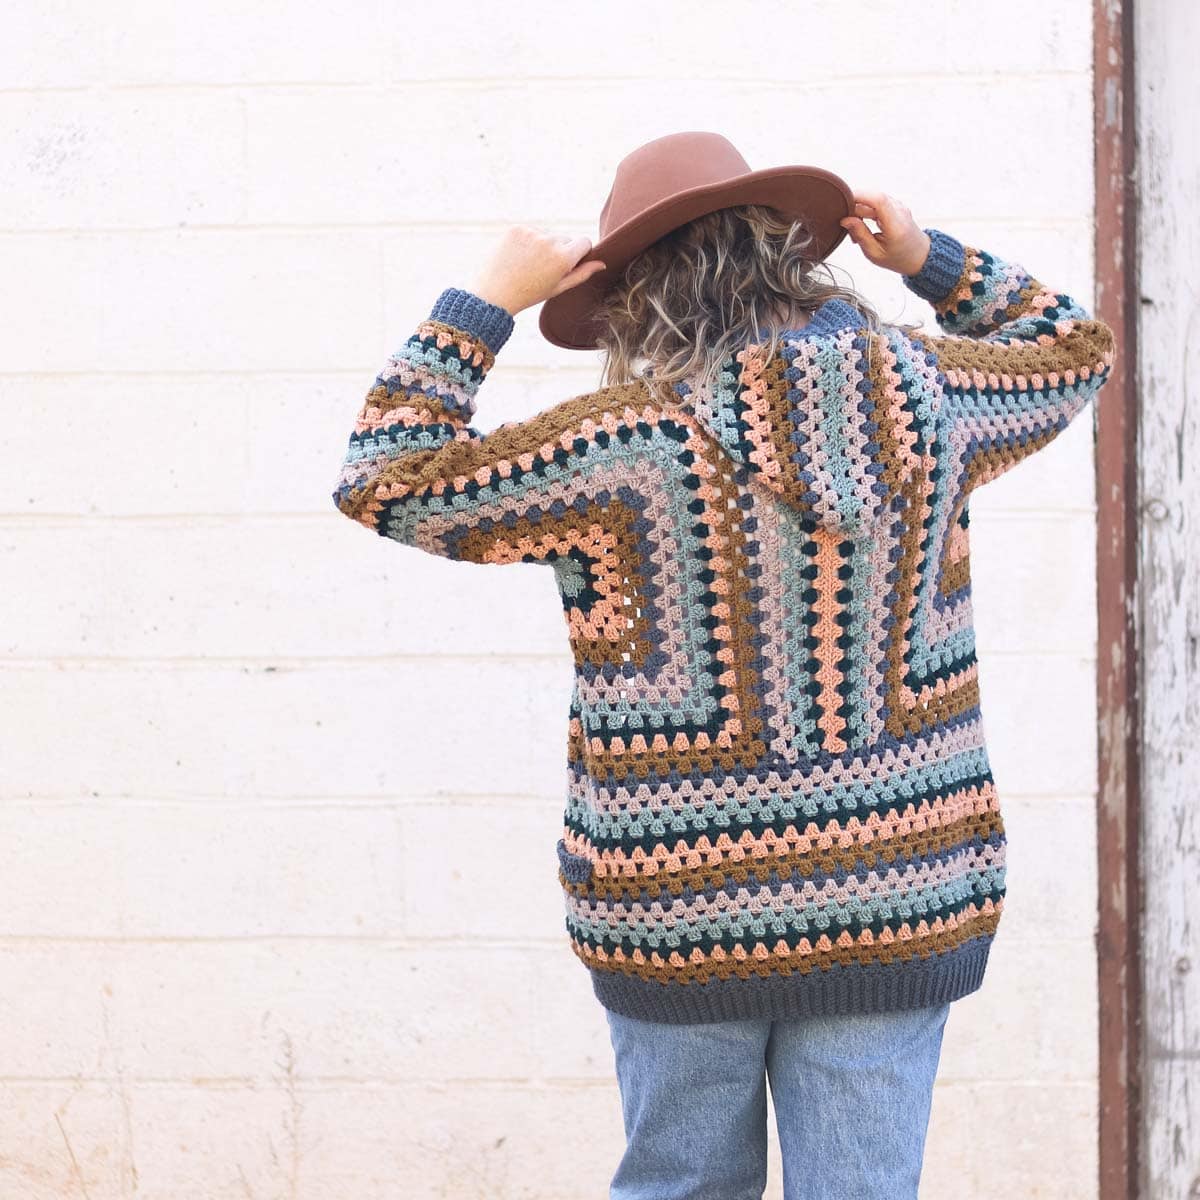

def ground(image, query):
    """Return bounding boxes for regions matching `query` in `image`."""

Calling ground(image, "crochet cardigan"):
[332,227,1116,1024]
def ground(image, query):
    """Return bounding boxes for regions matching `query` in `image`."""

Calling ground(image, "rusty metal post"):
[1093,2,1142,1197]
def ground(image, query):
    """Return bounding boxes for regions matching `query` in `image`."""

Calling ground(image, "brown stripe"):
[931,307,1113,378]
[760,346,802,493]
[940,547,971,595]
[369,378,652,504]
[416,317,498,372]
[863,331,968,737]
[869,327,992,730]
[571,901,1001,984]
[564,803,1003,901]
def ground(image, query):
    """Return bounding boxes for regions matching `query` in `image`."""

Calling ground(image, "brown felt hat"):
[538,130,855,352]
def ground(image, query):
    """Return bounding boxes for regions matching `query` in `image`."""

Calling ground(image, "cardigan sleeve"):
[331,287,600,566]
[901,227,1116,495]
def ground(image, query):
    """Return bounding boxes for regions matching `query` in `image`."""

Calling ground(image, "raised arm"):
[331,227,616,566]
[331,288,546,564]
[900,226,1116,494]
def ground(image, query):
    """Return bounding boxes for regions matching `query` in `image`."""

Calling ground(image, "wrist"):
[897,231,932,277]
[900,228,967,304]
[429,287,516,355]
[469,278,524,317]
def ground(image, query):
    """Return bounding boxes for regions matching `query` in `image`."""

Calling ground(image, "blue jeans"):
[604,1001,951,1200]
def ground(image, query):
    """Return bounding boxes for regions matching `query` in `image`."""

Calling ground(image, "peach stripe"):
[572,777,999,877]
[811,531,848,751]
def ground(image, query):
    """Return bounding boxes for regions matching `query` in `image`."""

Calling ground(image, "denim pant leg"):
[766,1002,951,1200]
[605,1008,772,1200]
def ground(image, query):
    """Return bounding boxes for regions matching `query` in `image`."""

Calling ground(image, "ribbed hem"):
[429,287,516,355]
[589,937,993,1024]
[902,227,967,305]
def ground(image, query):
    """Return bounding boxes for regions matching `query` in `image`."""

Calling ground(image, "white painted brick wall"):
[2,1,1101,1195]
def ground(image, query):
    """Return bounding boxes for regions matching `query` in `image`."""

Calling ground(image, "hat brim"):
[537,164,855,351]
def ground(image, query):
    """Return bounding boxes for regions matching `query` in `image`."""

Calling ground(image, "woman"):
[332,132,1115,1199]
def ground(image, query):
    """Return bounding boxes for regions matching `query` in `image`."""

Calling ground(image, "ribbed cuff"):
[902,227,966,305]
[429,287,515,356]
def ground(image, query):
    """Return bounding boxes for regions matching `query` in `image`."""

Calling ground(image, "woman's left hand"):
[470,225,608,316]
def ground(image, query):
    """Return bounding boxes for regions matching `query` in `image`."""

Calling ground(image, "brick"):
[924,1080,1096,1197]
[400,800,567,941]
[246,79,1091,230]
[999,796,1098,940]
[0,521,565,658]
[0,802,404,936]
[938,938,1098,1083]
[969,512,1098,655]
[0,1083,134,1199]
[0,91,243,229]
[1,0,386,88]
[0,660,569,799]
[0,231,381,373]
[972,653,1096,795]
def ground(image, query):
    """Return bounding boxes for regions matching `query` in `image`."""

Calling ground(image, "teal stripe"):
[567,870,1004,952]
[812,334,859,526]
[840,537,875,746]
[566,744,994,845]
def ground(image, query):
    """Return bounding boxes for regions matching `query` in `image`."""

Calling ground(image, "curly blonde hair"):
[594,203,923,400]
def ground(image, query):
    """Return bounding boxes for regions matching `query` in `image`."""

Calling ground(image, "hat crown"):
[598,132,752,239]
[539,130,853,351]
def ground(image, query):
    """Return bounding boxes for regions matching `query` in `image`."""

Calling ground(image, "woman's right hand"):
[839,191,932,277]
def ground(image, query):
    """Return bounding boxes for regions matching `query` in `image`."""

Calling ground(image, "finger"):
[841,215,878,240]
[840,216,886,262]
[875,194,911,235]
[569,258,606,284]
[548,258,607,298]
[848,201,887,236]
[559,235,594,266]
[852,191,907,233]
[854,207,883,234]
[839,215,863,245]
[852,188,892,211]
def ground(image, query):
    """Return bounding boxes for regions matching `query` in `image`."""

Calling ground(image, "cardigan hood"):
[670,296,891,535]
